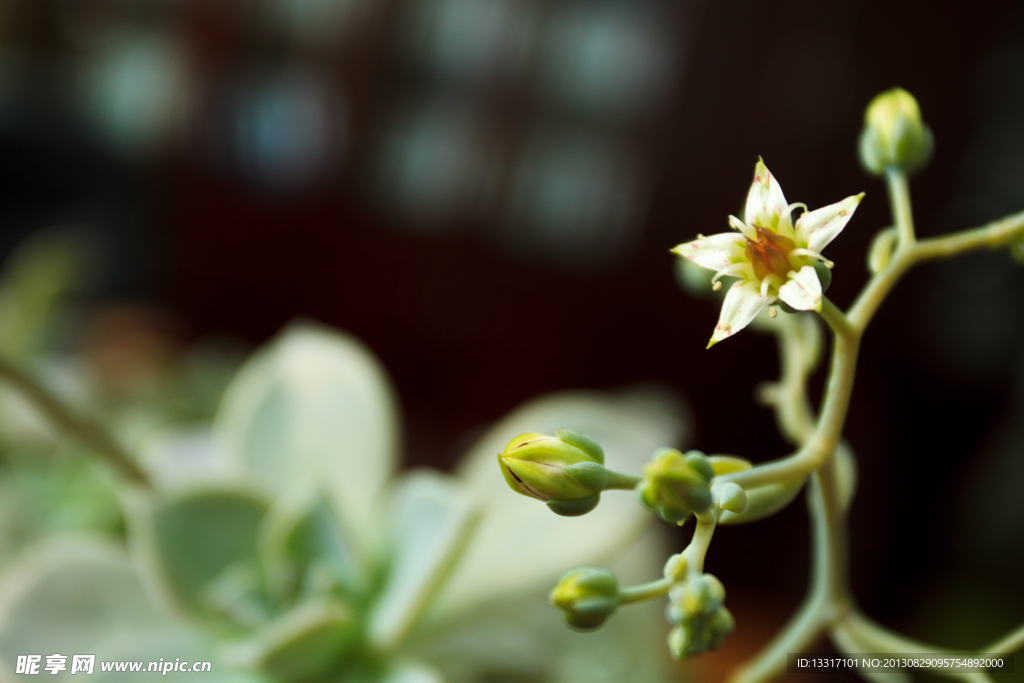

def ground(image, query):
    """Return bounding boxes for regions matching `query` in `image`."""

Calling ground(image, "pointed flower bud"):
[636,449,713,524]
[859,88,934,176]
[498,431,607,516]
[718,482,748,513]
[549,567,620,631]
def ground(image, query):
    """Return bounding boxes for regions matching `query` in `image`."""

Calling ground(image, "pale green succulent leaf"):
[214,323,400,556]
[0,538,192,679]
[128,487,268,618]
[380,661,447,683]
[222,597,358,682]
[258,483,363,603]
[433,388,687,618]
[368,470,479,651]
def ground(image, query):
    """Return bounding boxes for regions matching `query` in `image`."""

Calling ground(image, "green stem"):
[837,611,997,682]
[618,577,671,605]
[717,314,860,491]
[807,459,850,616]
[914,208,1024,260]
[983,621,1024,654]
[686,511,717,576]
[886,168,916,246]
[0,353,151,487]
[771,316,818,445]
[727,594,828,683]
[603,470,642,490]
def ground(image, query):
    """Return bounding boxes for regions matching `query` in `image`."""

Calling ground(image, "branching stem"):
[0,353,151,487]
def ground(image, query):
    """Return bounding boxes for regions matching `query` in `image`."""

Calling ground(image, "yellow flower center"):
[745,226,795,281]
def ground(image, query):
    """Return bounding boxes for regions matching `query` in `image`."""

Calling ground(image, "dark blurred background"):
[2,0,1024,678]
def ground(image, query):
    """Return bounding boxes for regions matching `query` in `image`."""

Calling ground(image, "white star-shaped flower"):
[673,159,863,347]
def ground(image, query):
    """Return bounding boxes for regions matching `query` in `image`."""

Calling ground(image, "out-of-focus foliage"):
[0,233,690,682]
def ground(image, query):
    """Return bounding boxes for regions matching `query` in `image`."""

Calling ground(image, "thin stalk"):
[686,511,717,576]
[0,353,151,486]
[983,621,1024,655]
[886,169,916,246]
[604,470,642,490]
[618,577,671,605]
[837,612,997,683]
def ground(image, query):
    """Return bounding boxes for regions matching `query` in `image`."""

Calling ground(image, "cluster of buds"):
[497,430,608,516]
[549,567,620,631]
[636,449,714,524]
[666,574,734,659]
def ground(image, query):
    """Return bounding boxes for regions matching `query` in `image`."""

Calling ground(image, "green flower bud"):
[668,574,725,622]
[549,567,620,631]
[867,226,899,274]
[663,553,687,583]
[668,606,735,659]
[498,432,607,516]
[718,482,748,513]
[859,88,934,176]
[637,449,713,524]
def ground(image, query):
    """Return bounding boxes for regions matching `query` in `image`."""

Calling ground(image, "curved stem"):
[836,611,997,682]
[0,353,151,487]
[685,511,718,575]
[618,577,671,605]
[770,315,817,444]
[982,621,1024,655]
[727,594,829,683]
[717,320,860,491]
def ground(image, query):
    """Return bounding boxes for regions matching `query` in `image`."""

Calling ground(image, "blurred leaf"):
[432,387,687,619]
[129,487,268,618]
[381,661,447,683]
[0,538,179,668]
[0,447,123,567]
[258,484,364,604]
[368,471,479,651]
[224,597,359,682]
[0,229,90,359]
[214,323,399,556]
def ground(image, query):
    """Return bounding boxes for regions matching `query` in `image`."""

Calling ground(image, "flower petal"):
[744,159,788,229]
[214,323,400,557]
[795,193,864,253]
[431,388,687,619]
[777,265,823,311]
[708,280,771,347]
[671,232,746,272]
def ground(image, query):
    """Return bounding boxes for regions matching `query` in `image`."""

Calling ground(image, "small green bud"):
[637,449,713,524]
[813,261,832,293]
[549,567,620,631]
[669,574,725,621]
[667,604,735,659]
[867,226,899,274]
[663,553,687,583]
[718,482,748,513]
[859,88,934,176]
[498,432,607,515]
